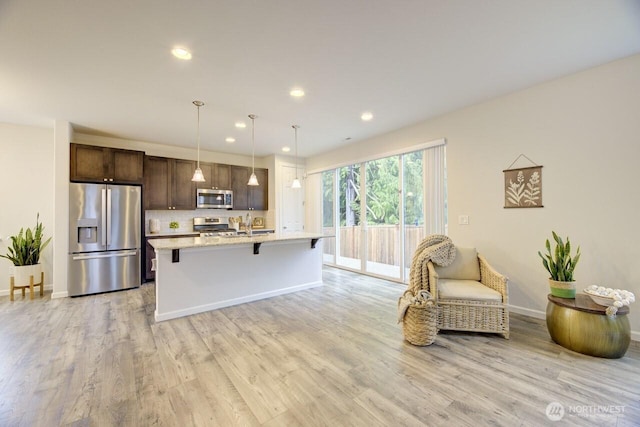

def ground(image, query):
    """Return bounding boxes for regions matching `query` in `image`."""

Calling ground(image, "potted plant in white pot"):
[0,214,51,286]
[538,231,581,298]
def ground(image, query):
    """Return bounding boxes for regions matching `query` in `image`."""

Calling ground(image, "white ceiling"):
[1,1,639,158]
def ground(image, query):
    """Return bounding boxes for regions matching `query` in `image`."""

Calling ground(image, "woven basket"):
[401,292,438,346]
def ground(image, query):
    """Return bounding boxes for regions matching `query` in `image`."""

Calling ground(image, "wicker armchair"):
[427,247,509,339]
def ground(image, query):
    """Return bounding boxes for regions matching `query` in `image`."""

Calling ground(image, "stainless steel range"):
[193,217,237,236]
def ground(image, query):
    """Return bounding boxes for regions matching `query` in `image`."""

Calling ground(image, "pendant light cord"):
[249,114,256,174]
[196,104,201,168]
[294,125,299,179]
[193,100,204,169]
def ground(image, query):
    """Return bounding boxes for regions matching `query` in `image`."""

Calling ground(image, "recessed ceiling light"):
[225,137,236,143]
[290,88,305,97]
[235,121,246,129]
[282,146,291,152]
[361,112,373,121]
[171,47,192,60]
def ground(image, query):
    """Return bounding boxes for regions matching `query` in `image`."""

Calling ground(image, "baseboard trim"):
[508,304,545,320]
[51,290,68,299]
[155,280,323,322]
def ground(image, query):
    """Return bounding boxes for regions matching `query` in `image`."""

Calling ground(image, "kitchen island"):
[149,232,324,321]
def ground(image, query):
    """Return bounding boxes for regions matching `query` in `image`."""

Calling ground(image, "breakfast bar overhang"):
[149,233,324,321]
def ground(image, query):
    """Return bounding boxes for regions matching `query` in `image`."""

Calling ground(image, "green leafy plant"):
[169,221,179,229]
[0,214,52,266]
[538,231,581,281]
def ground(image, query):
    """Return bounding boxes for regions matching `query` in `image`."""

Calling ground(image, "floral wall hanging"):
[503,155,543,208]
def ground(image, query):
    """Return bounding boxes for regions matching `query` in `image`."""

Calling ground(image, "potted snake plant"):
[0,214,51,286]
[538,231,581,298]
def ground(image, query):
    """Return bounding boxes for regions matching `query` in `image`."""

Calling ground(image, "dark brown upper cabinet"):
[70,143,144,184]
[195,162,232,190]
[231,166,268,211]
[144,156,196,210]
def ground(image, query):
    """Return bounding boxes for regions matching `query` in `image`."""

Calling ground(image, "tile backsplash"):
[145,209,271,234]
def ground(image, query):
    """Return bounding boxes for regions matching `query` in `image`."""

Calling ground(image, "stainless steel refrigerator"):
[68,182,141,296]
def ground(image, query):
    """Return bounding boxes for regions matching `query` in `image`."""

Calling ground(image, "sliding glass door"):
[337,164,361,269]
[365,156,401,278]
[318,142,446,283]
[322,170,336,264]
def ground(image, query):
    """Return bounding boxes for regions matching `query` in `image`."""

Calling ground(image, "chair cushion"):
[438,279,502,301]
[434,247,480,280]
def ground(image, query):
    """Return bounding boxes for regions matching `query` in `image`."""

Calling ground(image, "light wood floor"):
[1,267,639,427]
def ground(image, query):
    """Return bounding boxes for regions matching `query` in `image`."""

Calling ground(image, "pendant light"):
[247,114,259,186]
[191,100,206,182]
[291,125,301,189]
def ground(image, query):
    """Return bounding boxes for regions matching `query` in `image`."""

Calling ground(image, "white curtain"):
[424,144,447,235]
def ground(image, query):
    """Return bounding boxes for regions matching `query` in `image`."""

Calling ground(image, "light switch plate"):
[458,215,469,225]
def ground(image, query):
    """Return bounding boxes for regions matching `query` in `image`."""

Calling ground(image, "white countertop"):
[149,232,326,250]
[146,229,275,238]
[146,231,200,238]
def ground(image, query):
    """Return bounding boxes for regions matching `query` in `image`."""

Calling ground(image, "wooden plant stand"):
[9,272,44,301]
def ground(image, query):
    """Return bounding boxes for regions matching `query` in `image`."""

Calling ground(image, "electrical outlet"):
[458,215,469,225]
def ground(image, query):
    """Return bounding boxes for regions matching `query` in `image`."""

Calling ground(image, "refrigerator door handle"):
[106,187,112,246]
[72,250,138,261]
[101,188,107,246]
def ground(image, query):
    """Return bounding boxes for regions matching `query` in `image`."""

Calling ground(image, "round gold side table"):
[546,293,630,359]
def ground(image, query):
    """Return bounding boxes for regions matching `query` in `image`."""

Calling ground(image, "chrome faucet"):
[246,212,252,236]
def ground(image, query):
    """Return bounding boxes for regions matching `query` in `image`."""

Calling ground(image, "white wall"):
[305,173,322,234]
[308,54,640,337]
[52,120,71,298]
[0,123,55,294]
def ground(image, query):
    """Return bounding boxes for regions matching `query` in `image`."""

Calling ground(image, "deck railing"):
[323,225,426,267]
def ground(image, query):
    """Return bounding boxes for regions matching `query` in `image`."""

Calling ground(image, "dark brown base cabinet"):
[70,143,144,184]
[145,234,197,281]
[145,239,156,282]
[231,166,268,210]
[144,156,196,210]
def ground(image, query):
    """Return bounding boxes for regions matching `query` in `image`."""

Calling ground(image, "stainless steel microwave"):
[196,188,233,209]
